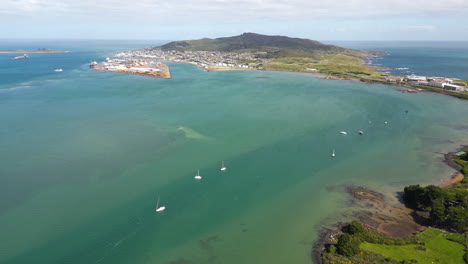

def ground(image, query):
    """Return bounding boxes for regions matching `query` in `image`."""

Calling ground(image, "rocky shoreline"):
[312,146,467,263]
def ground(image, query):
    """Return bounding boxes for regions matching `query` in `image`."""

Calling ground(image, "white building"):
[442,84,464,91]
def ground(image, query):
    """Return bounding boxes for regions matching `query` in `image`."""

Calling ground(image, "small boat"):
[384,121,388,125]
[220,161,227,171]
[194,170,202,180]
[331,149,336,158]
[54,69,63,72]
[405,110,409,113]
[358,130,364,135]
[368,121,372,124]
[340,131,347,135]
[89,61,98,68]
[155,196,166,213]
[13,54,28,60]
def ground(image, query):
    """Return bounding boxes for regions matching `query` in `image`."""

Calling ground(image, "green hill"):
[157,32,383,57]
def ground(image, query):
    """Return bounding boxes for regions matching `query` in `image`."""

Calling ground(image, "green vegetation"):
[453,80,468,86]
[361,229,466,264]
[156,33,468,100]
[403,184,467,233]
[322,222,467,264]
[323,150,468,264]
[263,55,385,78]
[157,33,386,78]
[454,151,468,177]
[158,32,381,57]
[403,150,467,233]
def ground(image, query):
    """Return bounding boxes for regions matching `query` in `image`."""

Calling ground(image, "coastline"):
[0,50,72,53]
[168,60,467,100]
[312,145,467,263]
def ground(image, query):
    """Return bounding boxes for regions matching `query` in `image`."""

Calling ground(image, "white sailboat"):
[331,149,336,157]
[194,169,202,180]
[384,121,388,125]
[155,196,166,212]
[54,69,63,72]
[340,131,347,135]
[358,130,364,135]
[220,161,227,171]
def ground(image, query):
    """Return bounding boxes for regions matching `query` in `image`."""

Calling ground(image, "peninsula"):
[113,33,468,99]
[117,32,384,75]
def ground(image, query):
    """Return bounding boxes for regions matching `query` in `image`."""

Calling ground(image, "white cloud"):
[1,0,467,20]
[406,25,437,31]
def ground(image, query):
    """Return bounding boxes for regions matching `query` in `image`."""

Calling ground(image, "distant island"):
[111,33,467,99]
[0,48,71,53]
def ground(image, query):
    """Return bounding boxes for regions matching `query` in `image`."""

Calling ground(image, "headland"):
[112,33,467,99]
[315,146,468,264]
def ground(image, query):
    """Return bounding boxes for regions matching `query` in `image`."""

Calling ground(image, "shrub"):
[327,244,337,253]
[336,233,361,257]
[347,221,366,234]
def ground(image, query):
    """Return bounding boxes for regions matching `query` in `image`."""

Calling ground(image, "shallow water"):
[1,41,467,264]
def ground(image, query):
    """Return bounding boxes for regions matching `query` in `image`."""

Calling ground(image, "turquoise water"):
[1,41,468,264]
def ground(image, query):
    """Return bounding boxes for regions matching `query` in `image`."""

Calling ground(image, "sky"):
[1,0,468,41]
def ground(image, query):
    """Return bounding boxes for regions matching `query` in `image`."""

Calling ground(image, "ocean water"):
[1,40,468,264]
[326,41,468,79]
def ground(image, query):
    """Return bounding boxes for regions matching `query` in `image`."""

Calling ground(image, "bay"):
[1,40,467,264]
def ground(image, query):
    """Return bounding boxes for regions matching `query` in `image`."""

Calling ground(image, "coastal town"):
[113,48,272,71]
[93,48,467,95]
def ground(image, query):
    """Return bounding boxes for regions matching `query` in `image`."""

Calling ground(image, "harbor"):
[90,57,171,79]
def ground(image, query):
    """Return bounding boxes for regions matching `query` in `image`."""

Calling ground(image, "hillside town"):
[114,49,273,70]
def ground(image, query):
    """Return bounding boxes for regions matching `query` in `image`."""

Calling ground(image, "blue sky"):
[1,0,467,40]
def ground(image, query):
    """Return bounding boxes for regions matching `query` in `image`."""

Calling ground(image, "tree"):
[347,221,366,234]
[337,233,360,257]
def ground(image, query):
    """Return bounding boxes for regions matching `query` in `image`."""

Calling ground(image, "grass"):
[360,229,466,264]
[454,153,468,176]
[263,55,385,78]
[453,80,468,86]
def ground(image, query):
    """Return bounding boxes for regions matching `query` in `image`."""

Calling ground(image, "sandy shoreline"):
[440,173,464,188]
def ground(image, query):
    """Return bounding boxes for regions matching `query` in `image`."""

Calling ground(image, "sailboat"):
[155,196,166,212]
[340,131,347,135]
[331,149,336,158]
[194,169,202,180]
[220,161,227,171]
[358,130,364,135]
